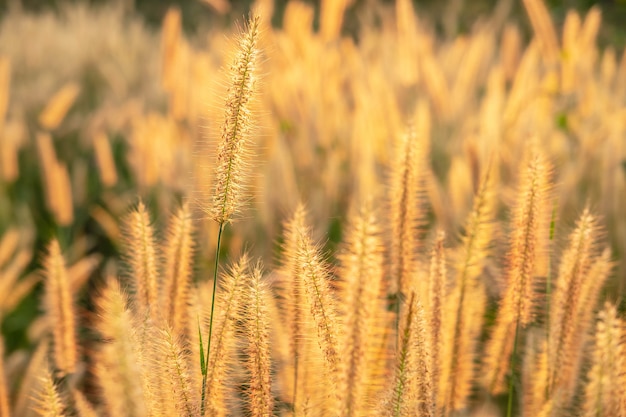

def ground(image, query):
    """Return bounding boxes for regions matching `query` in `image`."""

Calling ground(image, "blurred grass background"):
[2,0,625,47]
[1,0,625,357]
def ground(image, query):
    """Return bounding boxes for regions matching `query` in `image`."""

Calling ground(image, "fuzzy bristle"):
[581,303,623,417]
[204,255,249,416]
[278,203,341,413]
[32,363,66,417]
[209,15,260,224]
[336,202,388,416]
[548,209,600,403]
[276,204,313,412]
[155,327,198,417]
[161,203,195,340]
[482,148,551,394]
[442,158,496,411]
[122,201,160,323]
[382,293,433,417]
[94,278,147,417]
[389,120,429,309]
[295,210,341,413]
[427,230,446,411]
[242,265,273,417]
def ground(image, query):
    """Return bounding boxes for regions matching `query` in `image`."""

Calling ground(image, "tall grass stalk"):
[200,222,223,416]
[199,14,259,416]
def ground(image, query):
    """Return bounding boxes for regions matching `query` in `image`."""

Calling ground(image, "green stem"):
[201,222,224,416]
[507,320,520,417]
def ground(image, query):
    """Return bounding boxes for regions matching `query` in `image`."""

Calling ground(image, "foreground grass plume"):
[94,278,147,417]
[33,363,66,417]
[42,239,78,376]
[442,158,497,413]
[161,203,195,339]
[122,201,160,323]
[292,203,341,414]
[426,231,446,411]
[209,14,260,225]
[242,265,273,417]
[581,303,624,417]
[336,202,387,416]
[483,148,552,399]
[548,209,601,403]
[276,204,312,413]
[204,256,250,416]
[382,292,433,417]
[389,120,429,314]
[155,327,199,417]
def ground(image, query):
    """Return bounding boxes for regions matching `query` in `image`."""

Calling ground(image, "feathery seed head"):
[243,264,273,417]
[122,201,160,323]
[508,147,552,327]
[33,363,66,417]
[162,203,195,339]
[582,302,623,417]
[337,202,387,415]
[210,15,261,224]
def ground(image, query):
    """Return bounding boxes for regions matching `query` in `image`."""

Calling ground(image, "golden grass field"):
[0,0,625,416]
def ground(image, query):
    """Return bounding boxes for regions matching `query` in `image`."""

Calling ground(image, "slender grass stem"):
[201,222,224,416]
[506,320,520,417]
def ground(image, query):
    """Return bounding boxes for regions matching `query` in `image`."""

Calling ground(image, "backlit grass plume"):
[442,158,496,413]
[483,148,552,402]
[336,202,388,416]
[277,203,342,414]
[294,205,341,414]
[276,204,315,413]
[382,292,433,417]
[94,278,147,417]
[203,256,249,416]
[427,231,446,411]
[548,209,605,406]
[161,203,194,339]
[581,302,624,417]
[122,201,160,323]
[242,265,273,417]
[209,14,260,225]
[389,119,429,335]
[33,363,66,417]
[155,327,199,417]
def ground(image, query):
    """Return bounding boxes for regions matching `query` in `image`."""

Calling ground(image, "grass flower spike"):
[210,14,260,225]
